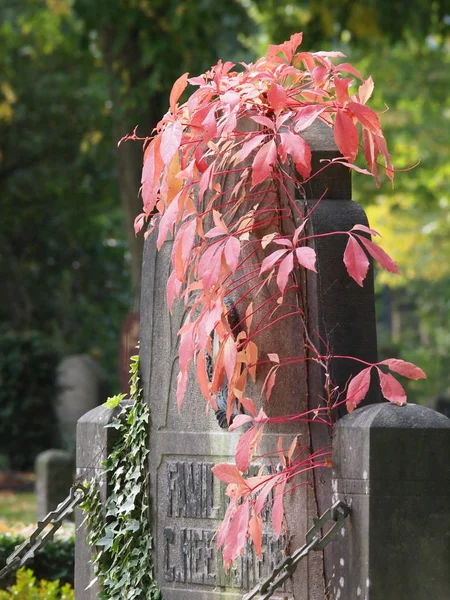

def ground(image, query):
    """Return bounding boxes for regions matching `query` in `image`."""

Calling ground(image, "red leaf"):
[278,131,312,179]
[235,425,258,471]
[348,102,382,136]
[272,477,286,539]
[196,349,212,402]
[178,322,194,373]
[249,514,263,558]
[380,359,426,380]
[169,72,189,114]
[176,370,188,410]
[334,110,358,163]
[351,224,380,237]
[295,246,316,272]
[334,75,352,106]
[235,134,267,164]
[212,463,247,486]
[251,139,277,188]
[260,249,288,275]
[250,115,275,131]
[198,242,223,289]
[166,270,182,312]
[254,475,279,516]
[222,499,249,568]
[224,336,237,382]
[346,367,372,413]
[335,63,363,80]
[262,365,279,401]
[294,105,326,132]
[343,236,369,287]
[377,369,407,406]
[229,414,254,431]
[224,237,241,273]
[276,251,294,293]
[160,121,183,166]
[157,190,182,249]
[355,236,400,275]
[268,83,288,112]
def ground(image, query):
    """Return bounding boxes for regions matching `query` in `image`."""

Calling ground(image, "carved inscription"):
[167,461,218,519]
[164,527,286,589]
[164,460,287,591]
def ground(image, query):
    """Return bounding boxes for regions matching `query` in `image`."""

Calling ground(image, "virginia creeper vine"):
[125,33,426,569]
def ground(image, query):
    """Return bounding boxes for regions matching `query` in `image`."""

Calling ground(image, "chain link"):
[0,483,86,582]
[243,500,350,600]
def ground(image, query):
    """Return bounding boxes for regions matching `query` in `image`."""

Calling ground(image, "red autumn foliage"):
[126,32,425,568]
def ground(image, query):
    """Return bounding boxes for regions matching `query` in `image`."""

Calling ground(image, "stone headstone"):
[74,402,131,599]
[35,449,74,520]
[56,355,109,451]
[140,121,378,598]
[331,403,450,599]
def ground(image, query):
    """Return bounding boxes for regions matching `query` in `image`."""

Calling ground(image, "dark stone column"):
[331,403,450,599]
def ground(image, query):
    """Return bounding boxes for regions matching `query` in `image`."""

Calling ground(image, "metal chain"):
[0,483,86,582]
[243,500,350,600]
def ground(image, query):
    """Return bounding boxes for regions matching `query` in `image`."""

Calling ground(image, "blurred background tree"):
[0,0,448,403]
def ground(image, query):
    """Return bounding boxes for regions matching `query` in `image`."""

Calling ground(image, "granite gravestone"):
[140,121,378,599]
[56,355,108,451]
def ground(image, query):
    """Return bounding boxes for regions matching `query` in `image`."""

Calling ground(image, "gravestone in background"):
[56,355,109,451]
[140,121,378,599]
[35,449,74,520]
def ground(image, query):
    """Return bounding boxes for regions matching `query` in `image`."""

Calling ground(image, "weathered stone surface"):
[74,403,129,600]
[35,449,74,521]
[331,403,450,600]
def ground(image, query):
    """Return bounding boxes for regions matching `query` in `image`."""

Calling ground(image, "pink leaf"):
[235,134,267,164]
[250,115,275,131]
[334,110,358,163]
[166,270,182,312]
[157,190,182,249]
[268,83,288,112]
[272,477,286,539]
[249,514,263,558]
[212,463,247,486]
[346,367,372,413]
[176,370,188,410]
[251,139,277,188]
[351,224,380,237]
[260,249,288,275]
[222,499,249,569]
[279,131,312,179]
[295,246,317,272]
[229,414,254,432]
[254,475,279,516]
[343,236,369,286]
[348,102,382,136]
[169,72,189,114]
[355,235,400,275]
[235,425,258,471]
[276,251,294,293]
[224,236,241,273]
[198,242,223,289]
[380,359,426,380]
[293,219,308,245]
[377,369,407,406]
[335,63,363,80]
[294,105,326,132]
[224,336,237,382]
[160,121,183,166]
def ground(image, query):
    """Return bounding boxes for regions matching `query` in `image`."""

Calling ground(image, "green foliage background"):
[0,0,448,404]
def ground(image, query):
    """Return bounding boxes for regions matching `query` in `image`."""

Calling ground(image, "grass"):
[0,491,36,530]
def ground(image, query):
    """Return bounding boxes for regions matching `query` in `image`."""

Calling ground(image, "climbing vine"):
[123,33,426,569]
[81,354,161,600]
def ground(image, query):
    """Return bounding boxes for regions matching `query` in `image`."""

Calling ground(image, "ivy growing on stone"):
[81,354,161,600]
